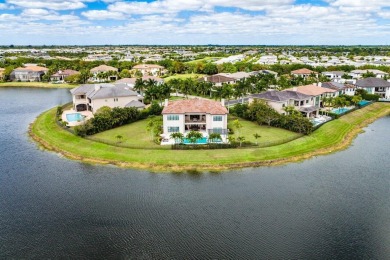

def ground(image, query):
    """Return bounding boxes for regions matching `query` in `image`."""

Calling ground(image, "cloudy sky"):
[0,0,390,45]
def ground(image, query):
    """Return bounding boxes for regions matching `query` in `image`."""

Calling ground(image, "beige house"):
[291,68,318,79]
[50,69,79,82]
[90,65,118,82]
[132,64,165,76]
[199,74,236,87]
[70,83,144,113]
[0,68,5,80]
[10,65,49,82]
[287,84,337,107]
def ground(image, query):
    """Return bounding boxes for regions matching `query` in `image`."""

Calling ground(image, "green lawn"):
[89,116,300,149]
[164,74,205,81]
[228,116,302,145]
[89,118,169,150]
[0,82,76,89]
[30,102,390,171]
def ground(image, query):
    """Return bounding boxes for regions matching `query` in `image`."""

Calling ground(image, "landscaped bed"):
[29,102,390,171]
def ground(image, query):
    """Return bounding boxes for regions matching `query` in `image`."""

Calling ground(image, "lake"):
[0,87,389,259]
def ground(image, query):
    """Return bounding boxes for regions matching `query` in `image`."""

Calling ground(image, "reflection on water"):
[0,88,389,259]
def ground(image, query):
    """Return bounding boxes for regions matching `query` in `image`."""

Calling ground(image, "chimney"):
[94,84,101,91]
[317,82,322,87]
[221,98,225,106]
[292,87,297,91]
[164,99,169,107]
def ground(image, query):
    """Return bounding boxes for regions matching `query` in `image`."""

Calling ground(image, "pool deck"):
[62,110,94,127]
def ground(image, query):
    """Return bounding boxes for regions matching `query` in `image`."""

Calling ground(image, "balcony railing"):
[207,129,229,135]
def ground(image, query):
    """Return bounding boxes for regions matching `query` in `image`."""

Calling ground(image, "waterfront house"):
[115,76,164,88]
[287,84,337,107]
[10,65,48,82]
[161,99,228,141]
[355,77,390,99]
[321,82,356,96]
[0,68,5,80]
[132,64,165,76]
[90,65,118,82]
[70,83,144,113]
[50,69,79,82]
[249,90,319,118]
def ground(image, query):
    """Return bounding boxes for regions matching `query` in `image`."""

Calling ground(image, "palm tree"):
[253,133,261,145]
[186,130,203,144]
[170,132,184,144]
[134,78,146,95]
[208,133,222,143]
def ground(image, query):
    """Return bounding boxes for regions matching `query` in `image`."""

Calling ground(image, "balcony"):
[185,114,206,124]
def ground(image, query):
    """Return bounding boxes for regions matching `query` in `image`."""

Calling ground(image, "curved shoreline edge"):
[29,103,390,172]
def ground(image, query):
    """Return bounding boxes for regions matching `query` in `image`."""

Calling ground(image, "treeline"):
[231,100,313,135]
[72,103,163,137]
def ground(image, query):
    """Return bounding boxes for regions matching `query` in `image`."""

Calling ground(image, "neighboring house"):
[355,77,390,99]
[291,68,318,79]
[321,82,356,96]
[322,71,345,81]
[10,65,48,82]
[70,83,144,113]
[217,72,252,81]
[349,69,388,79]
[132,64,165,76]
[50,69,79,82]
[199,74,235,87]
[215,54,246,65]
[115,76,164,88]
[288,84,338,107]
[0,68,5,80]
[161,99,229,141]
[256,55,278,65]
[249,90,319,118]
[90,65,118,82]
[256,69,278,77]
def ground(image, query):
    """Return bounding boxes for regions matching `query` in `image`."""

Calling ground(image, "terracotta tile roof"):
[52,69,79,77]
[90,65,118,72]
[162,99,228,114]
[287,84,336,96]
[15,65,48,72]
[291,68,317,75]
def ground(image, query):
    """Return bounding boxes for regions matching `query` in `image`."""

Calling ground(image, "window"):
[213,116,223,121]
[306,100,309,104]
[168,127,179,133]
[167,115,179,120]
[213,128,223,134]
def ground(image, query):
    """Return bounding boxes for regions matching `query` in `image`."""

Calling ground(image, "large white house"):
[161,99,229,143]
[70,83,144,113]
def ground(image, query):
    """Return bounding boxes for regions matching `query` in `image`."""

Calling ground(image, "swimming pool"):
[332,107,351,115]
[66,113,84,122]
[358,100,371,107]
[183,137,208,144]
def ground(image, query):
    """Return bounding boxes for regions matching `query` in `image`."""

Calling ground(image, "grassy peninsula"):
[30,102,390,171]
[0,82,75,89]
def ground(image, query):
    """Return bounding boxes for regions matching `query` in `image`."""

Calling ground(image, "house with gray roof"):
[355,77,390,99]
[248,90,319,117]
[70,83,144,113]
[321,82,356,96]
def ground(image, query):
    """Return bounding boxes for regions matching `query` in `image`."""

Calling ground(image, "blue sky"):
[1,0,390,45]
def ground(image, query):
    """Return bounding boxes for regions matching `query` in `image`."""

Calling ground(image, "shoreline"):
[0,82,75,89]
[29,103,390,172]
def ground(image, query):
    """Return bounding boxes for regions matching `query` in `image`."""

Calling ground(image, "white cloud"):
[82,10,127,20]
[6,0,93,10]
[108,0,294,15]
